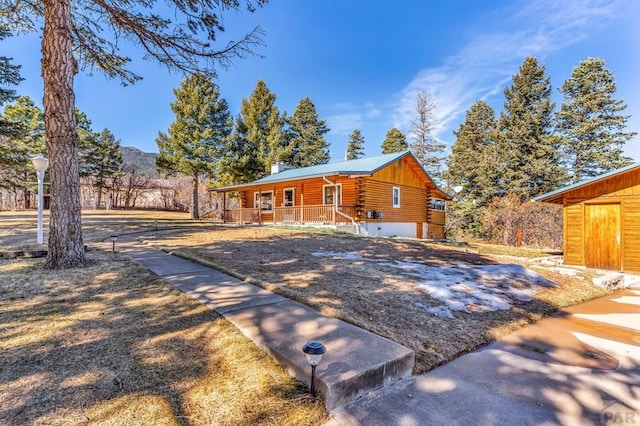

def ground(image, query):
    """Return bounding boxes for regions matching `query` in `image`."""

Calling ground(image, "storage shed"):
[534,163,640,273]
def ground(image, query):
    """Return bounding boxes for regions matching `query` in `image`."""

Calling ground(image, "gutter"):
[322,175,360,235]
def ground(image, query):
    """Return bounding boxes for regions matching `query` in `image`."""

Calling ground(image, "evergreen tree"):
[346,129,365,160]
[76,108,99,160]
[218,80,286,184]
[496,56,564,200]
[381,127,408,153]
[2,0,264,268]
[79,128,123,208]
[445,100,497,238]
[409,91,445,178]
[446,100,498,207]
[557,57,636,183]
[0,27,23,138]
[156,73,232,219]
[288,97,330,167]
[0,96,45,207]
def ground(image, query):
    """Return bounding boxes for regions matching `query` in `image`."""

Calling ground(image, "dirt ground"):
[144,225,607,374]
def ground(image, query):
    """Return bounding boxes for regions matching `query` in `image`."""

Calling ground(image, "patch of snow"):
[546,266,581,277]
[312,251,553,319]
[310,251,363,261]
[415,302,454,319]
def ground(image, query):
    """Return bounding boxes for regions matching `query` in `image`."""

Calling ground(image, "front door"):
[584,203,621,270]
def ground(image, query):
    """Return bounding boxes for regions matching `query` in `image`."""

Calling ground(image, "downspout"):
[322,176,360,235]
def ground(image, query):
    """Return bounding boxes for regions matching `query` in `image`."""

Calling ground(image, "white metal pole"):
[36,169,45,245]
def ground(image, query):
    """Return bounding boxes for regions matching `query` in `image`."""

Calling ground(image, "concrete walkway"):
[119,234,639,423]
[117,236,414,410]
[327,287,640,425]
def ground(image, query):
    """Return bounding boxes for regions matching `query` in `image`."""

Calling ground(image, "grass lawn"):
[0,211,326,425]
[142,226,608,374]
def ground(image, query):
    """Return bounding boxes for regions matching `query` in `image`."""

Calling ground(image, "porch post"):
[222,192,226,224]
[258,190,262,225]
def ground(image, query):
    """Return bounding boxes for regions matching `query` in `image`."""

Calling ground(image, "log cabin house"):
[212,151,451,239]
[534,162,640,273]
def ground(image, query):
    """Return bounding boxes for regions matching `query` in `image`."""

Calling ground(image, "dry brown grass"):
[0,246,326,425]
[0,210,217,251]
[144,226,607,374]
[468,241,562,258]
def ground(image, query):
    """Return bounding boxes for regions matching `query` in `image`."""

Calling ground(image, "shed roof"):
[533,162,640,203]
[213,150,451,199]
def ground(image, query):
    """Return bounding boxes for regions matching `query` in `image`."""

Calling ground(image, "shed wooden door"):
[584,204,621,270]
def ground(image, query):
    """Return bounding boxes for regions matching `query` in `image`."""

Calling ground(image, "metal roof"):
[215,150,416,187]
[533,162,640,203]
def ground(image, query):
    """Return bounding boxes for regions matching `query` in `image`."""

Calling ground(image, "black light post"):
[111,235,118,252]
[302,341,326,398]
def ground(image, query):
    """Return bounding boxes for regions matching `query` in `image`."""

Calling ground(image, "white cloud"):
[392,0,620,145]
[326,102,385,136]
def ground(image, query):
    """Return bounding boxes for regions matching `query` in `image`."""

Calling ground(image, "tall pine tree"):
[445,100,498,238]
[557,57,636,182]
[446,100,498,207]
[1,0,264,268]
[496,56,564,200]
[156,73,232,219]
[409,91,445,178]
[79,128,122,209]
[381,128,408,154]
[218,80,287,184]
[346,129,365,160]
[0,96,46,207]
[288,97,330,167]
[0,27,22,138]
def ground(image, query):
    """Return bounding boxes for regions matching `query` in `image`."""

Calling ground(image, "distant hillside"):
[120,146,159,177]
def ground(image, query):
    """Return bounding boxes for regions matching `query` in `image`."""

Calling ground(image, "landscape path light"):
[302,340,326,398]
[31,155,49,245]
[110,235,118,252]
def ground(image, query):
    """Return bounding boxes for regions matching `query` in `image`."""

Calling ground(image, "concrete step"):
[121,238,414,410]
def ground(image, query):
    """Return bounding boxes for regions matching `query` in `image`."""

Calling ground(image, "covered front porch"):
[223,204,358,226]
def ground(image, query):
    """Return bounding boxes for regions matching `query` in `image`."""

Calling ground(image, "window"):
[392,186,401,208]
[254,191,273,212]
[430,198,445,211]
[283,188,294,207]
[323,184,342,205]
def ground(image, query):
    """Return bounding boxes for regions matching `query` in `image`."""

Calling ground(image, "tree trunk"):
[192,173,199,219]
[23,170,31,209]
[96,168,103,209]
[42,0,86,268]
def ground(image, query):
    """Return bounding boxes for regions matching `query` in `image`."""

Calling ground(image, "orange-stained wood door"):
[584,204,621,270]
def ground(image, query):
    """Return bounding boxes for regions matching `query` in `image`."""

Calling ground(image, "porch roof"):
[213,151,451,199]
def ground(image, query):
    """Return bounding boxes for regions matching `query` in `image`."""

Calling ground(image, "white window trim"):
[254,191,274,212]
[322,183,342,206]
[392,186,401,208]
[430,198,446,211]
[283,187,295,207]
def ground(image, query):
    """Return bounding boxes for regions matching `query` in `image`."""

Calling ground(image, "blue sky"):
[2,0,639,163]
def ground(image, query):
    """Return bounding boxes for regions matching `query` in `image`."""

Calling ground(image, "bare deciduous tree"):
[410,91,445,180]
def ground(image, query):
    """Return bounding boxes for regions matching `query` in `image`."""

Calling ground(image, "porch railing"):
[223,207,260,224]
[224,205,357,225]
